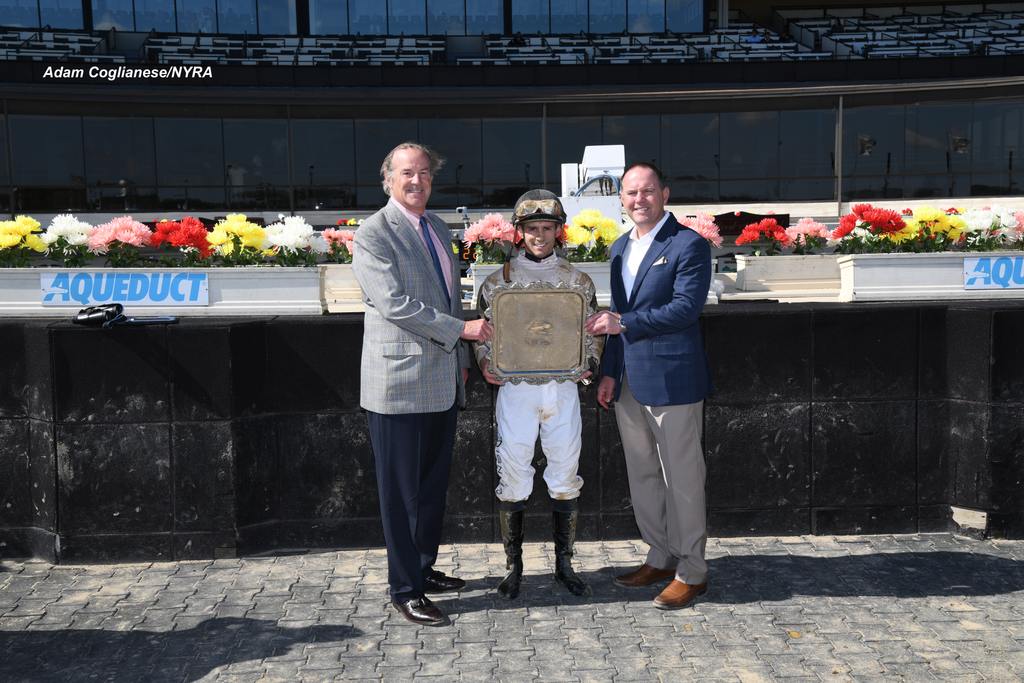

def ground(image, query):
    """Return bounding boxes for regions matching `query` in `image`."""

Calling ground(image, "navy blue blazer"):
[599,213,712,407]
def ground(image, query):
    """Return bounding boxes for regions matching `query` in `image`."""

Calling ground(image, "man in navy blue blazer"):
[586,162,712,610]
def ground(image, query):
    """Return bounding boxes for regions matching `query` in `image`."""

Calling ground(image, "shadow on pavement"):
[0,617,359,683]
[441,551,1024,614]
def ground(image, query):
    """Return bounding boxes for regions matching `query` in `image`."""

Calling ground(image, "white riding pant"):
[494,380,583,503]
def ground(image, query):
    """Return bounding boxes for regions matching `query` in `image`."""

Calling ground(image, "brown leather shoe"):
[391,596,450,626]
[613,564,676,588]
[653,580,707,610]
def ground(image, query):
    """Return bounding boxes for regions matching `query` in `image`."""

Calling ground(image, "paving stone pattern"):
[2,534,1024,682]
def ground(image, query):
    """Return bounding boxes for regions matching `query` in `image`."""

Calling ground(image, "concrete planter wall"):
[735,254,840,295]
[319,263,363,313]
[0,267,324,316]
[838,252,1024,302]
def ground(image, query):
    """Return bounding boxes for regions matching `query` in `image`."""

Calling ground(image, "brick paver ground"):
[2,534,1024,682]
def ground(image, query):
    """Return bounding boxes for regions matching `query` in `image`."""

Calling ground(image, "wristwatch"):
[616,313,627,333]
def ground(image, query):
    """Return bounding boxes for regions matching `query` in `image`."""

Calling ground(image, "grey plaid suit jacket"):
[353,201,470,414]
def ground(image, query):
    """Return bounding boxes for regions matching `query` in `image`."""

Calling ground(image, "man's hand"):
[461,318,493,341]
[596,376,616,409]
[478,359,504,385]
[586,311,623,336]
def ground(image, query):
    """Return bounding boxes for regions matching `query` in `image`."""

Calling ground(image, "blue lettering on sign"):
[964,256,1024,290]
[40,272,210,306]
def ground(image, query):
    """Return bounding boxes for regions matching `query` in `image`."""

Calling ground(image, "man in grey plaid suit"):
[353,142,492,627]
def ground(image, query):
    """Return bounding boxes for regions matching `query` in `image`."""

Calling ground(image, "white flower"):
[308,233,329,254]
[265,215,315,251]
[962,209,994,234]
[43,213,91,245]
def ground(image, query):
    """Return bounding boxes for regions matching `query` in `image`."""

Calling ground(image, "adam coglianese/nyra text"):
[43,65,213,81]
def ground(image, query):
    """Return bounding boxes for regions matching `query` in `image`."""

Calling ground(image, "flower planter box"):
[837,252,1024,302]
[320,263,364,313]
[0,267,323,317]
[735,254,840,294]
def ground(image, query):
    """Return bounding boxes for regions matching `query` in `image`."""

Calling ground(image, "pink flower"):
[679,213,722,248]
[464,213,516,246]
[785,217,830,244]
[1014,211,1024,235]
[88,216,152,253]
[323,228,355,248]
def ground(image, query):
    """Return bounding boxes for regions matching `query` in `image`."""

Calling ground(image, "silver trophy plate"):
[486,280,594,384]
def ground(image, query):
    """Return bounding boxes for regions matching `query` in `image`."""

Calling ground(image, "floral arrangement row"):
[736,205,1024,256]
[0,214,362,268]
[463,209,723,263]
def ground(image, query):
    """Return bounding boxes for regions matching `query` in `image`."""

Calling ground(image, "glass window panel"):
[671,180,718,203]
[661,113,719,182]
[158,186,226,211]
[428,0,465,35]
[841,175,903,201]
[0,116,8,185]
[223,118,290,207]
[91,0,134,30]
[5,1,39,28]
[218,0,257,33]
[466,0,502,34]
[779,109,835,178]
[549,0,587,34]
[83,118,157,191]
[420,118,482,208]
[903,174,966,199]
[603,115,659,168]
[134,0,176,31]
[666,0,701,33]
[628,0,663,34]
[720,179,779,202]
[258,0,296,33]
[842,105,905,179]
[353,120,419,207]
[971,99,1023,176]
[10,115,84,187]
[154,118,223,186]
[719,111,778,179]
[176,0,216,32]
[40,0,84,28]
[388,0,426,35]
[512,0,548,34]
[971,173,1011,196]
[589,0,625,33]
[482,119,541,184]
[350,0,387,34]
[291,119,357,210]
[309,0,348,33]
[904,102,972,175]
[780,178,834,201]
[545,116,602,193]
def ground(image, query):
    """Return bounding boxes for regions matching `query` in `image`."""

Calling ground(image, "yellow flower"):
[0,232,20,249]
[593,218,621,244]
[24,234,47,252]
[14,215,40,233]
[207,229,230,246]
[570,209,603,229]
[564,224,593,247]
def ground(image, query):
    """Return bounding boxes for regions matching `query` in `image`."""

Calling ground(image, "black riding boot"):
[497,501,525,599]
[552,498,592,597]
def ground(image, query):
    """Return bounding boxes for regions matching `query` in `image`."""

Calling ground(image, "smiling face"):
[520,219,559,259]
[386,147,433,214]
[620,165,670,234]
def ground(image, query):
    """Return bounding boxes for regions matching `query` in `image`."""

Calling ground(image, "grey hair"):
[380,142,445,196]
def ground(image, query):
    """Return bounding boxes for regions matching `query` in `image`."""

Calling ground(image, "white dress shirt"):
[621,212,670,296]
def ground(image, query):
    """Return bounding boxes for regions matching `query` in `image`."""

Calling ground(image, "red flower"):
[902,207,914,216]
[151,216,211,258]
[735,218,792,247]
[831,213,858,240]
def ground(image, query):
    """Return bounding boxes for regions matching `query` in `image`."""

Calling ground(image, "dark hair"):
[621,161,667,188]
[380,142,445,195]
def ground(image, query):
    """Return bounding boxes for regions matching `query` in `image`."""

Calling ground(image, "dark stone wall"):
[1,301,1022,563]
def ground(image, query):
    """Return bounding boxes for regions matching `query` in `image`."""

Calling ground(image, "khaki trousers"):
[614,376,708,584]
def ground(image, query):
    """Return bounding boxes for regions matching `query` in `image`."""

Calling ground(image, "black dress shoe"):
[423,570,466,593]
[391,596,450,626]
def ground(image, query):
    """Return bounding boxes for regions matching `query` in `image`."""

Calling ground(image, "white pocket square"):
[652,256,668,266]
